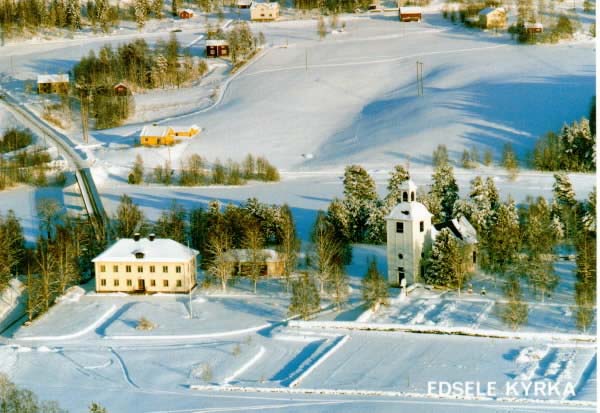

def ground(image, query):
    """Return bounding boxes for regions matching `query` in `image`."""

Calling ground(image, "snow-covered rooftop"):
[432,216,478,244]
[224,248,283,263]
[180,8,195,14]
[251,1,279,9]
[524,22,543,29]
[37,74,69,84]
[92,238,198,263]
[206,39,228,46]
[478,7,505,16]
[140,125,172,137]
[386,201,432,221]
[399,6,422,13]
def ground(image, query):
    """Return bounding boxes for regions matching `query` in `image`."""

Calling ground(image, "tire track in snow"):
[109,347,139,389]
[222,346,266,385]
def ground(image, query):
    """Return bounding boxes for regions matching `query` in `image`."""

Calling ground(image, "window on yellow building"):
[100,279,107,286]
[163,280,169,287]
[150,265,155,273]
[127,279,132,286]
[114,279,120,287]
[100,265,106,272]
[176,266,181,273]
[113,265,118,272]
[176,280,182,287]
[126,265,132,273]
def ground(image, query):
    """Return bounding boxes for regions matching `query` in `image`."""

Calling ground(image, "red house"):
[399,6,422,22]
[179,9,195,19]
[206,40,230,58]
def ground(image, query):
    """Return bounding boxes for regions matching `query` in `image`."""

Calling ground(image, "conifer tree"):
[424,228,459,287]
[385,164,410,207]
[500,275,528,330]
[430,163,459,222]
[362,258,389,310]
[502,143,519,180]
[289,273,320,320]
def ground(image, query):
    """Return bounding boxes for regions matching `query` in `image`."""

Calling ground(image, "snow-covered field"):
[0,4,596,412]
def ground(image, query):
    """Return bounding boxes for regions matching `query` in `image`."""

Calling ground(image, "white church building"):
[385,179,478,287]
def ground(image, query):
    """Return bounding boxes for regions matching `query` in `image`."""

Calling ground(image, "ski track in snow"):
[109,347,139,389]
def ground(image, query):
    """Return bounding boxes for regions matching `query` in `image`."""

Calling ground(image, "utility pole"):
[305,49,308,72]
[416,61,424,97]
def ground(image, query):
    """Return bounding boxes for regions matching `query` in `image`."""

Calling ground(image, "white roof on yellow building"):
[171,125,200,133]
[478,7,505,16]
[140,125,172,137]
[92,238,198,263]
[37,74,69,84]
[251,1,279,9]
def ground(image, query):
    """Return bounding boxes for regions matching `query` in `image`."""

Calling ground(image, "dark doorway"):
[137,279,145,291]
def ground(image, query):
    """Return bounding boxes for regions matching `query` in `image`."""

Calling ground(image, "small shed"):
[237,0,252,8]
[113,82,130,96]
[179,8,195,18]
[368,0,382,10]
[399,6,422,22]
[524,22,543,33]
[206,39,230,58]
[37,74,69,94]
[250,2,279,21]
[140,125,175,146]
[478,7,506,29]
[224,249,286,277]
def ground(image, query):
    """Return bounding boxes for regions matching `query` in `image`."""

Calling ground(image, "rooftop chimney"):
[149,233,156,241]
[133,233,141,241]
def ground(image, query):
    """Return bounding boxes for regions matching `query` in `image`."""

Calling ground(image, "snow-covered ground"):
[0,5,596,412]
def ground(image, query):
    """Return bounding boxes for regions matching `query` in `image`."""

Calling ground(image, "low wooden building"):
[524,22,543,33]
[93,234,199,294]
[37,74,69,94]
[113,82,130,96]
[140,125,175,146]
[478,7,507,29]
[251,2,279,21]
[224,249,286,277]
[237,0,252,8]
[179,8,195,18]
[398,6,423,22]
[206,39,230,58]
[171,125,200,138]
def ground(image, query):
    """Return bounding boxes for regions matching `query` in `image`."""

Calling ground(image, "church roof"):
[386,201,432,221]
[432,216,478,244]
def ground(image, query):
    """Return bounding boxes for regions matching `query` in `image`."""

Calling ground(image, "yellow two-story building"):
[92,234,198,294]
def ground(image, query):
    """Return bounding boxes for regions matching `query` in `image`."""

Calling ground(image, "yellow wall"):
[140,134,175,146]
[95,257,197,293]
[251,5,279,20]
[480,11,506,28]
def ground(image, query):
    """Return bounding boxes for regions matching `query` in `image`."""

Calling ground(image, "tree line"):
[128,153,280,186]
[532,107,595,172]
[0,128,62,191]
[73,35,208,128]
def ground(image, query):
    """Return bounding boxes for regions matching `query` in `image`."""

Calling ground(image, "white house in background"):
[92,234,198,294]
[386,180,478,288]
[251,2,279,21]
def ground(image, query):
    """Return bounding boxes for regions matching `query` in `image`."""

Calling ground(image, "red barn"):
[399,6,422,22]
[179,9,195,19]
[206,40,230,58]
